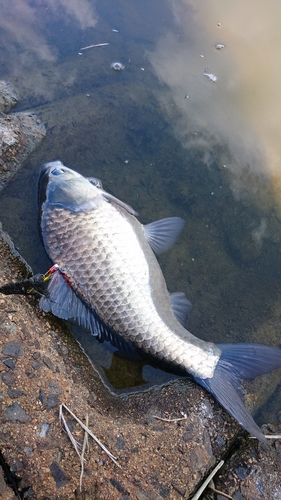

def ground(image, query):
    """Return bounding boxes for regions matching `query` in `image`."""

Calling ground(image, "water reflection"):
[0,0,97,71]
[148,0,281,221]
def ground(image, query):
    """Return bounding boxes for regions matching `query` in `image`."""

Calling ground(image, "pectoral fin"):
[143,217,185,254]
[39,267,141,359]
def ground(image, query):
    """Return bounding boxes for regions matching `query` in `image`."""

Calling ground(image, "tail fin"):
[194,343,281,442]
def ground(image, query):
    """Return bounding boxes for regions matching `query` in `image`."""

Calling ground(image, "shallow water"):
[1,0,281,423]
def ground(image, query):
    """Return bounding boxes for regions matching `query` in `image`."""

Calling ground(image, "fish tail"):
[194,343,281,442]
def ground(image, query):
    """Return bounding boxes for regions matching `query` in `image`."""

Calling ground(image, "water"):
[1,0,281,422]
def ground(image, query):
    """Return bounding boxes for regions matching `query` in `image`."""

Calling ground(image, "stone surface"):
[4,402,32,424]
[0,81,18,114]
[0,81,46,188]
[2,340,24,357]
[0,102,46,189]
[214,427,281,500]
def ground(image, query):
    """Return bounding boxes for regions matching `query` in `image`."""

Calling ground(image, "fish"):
[38,160,281,442]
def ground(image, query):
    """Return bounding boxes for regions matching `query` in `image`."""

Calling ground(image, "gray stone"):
[7,388,24,399]
[2,340,24,357]
[4,402,31,423]
[50,462,69,488]
[47,379,62,395]
[31,360,43,370]
[1,371,14,386]
[42,355,56,372]
[2,357,15,369]
[47,394,58,411]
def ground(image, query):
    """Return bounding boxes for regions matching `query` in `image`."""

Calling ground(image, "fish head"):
[38,160,104,213]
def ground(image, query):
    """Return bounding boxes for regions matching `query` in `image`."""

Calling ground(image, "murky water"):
[1,0,281,424]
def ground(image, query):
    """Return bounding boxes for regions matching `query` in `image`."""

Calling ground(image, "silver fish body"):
[39,161,281,442]
[40,161,220,378]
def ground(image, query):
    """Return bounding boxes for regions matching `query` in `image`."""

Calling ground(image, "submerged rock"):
[0,80,46,190]
[0,81,18,114]
[0,112,46,189]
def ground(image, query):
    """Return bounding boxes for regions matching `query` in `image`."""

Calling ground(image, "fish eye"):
[88,177,103,188]
[51,168,66,175]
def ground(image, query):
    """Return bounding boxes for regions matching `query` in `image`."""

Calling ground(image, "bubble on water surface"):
[110,62,125,71]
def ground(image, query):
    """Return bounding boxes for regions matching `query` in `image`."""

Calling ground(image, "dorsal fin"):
[101,190,138,215]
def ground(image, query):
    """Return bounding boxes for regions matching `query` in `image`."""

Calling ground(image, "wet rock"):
[216,426,281,500]
[50,462,69,488]
[0,110,46,189]
[4,402,31,423]
[2,340,24,357]
[0,81,18,113]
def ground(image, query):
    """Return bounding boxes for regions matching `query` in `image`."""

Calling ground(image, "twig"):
[80,43,109,50]
[188,460,224,500]
[210,488,233,499]
[250,434,281,440]
[59,406,81,458]
[209,480,234,499]
[59,404,120,468]
[79,413,89,491]
[153,415,187,423]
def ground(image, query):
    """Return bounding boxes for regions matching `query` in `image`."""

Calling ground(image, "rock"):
[47,379,62,395]
[50,462,69,488]
[2,340,24,357]
[4,402,31,423]
[7,388,24,399]
[42,354,56,372]
[215,426,281,500]
[0,109,46,189]
[47,394,58,411]
[1,372,15,387]
[0,466,6,495]
[0,81,18,113]
[2,358,15,369]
